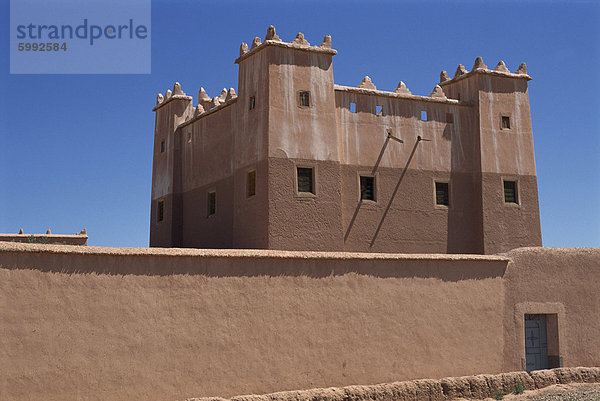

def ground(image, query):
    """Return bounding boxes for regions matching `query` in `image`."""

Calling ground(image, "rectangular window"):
[299,91,310,107]
[297,167,314,194]
[421,110,428,121]
[504,180,518,204]
[502,116,511,129]
[376,105,383,116]
[446,112,454,123]
[187,132,192,143]
[360,176,375,201]
[157,200,164,222]
[249,96,255,110]
[247,170,256,197]
[350,102,357,113]
[435,182,449,206]
[160,141,165,153]
[207,191,216,216]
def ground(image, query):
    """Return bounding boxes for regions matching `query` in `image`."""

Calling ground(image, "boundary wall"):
[0,243,598,401]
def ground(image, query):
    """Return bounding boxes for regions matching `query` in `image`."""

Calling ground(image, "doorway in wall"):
[525,314,561,372]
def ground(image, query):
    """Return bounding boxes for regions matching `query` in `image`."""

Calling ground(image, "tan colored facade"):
[1,243,598,400]
[150,26,541,254]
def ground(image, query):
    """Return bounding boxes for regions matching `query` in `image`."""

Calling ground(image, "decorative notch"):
[320,35,332,49]
[515,62,527,75]
[225,88,237,102]
[217,88,228,103]
[494,60,510,73]
[239,42,248,57]
[429,85,447,99]
[250,37,262,50]
[264,25,281,42]
[471,56,488,71]
[454,64,468,79]
[440,70,450,83]
[358,76,376,90]
[394,81,411,95]
[292,32,310,46]
[194,104,205,117]
[198,88,212,108]
[172,82,186,96]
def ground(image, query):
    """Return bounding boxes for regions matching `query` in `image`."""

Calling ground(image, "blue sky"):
[1,0,599,248]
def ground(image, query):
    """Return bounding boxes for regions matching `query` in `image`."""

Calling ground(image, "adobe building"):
[150,26,542,254]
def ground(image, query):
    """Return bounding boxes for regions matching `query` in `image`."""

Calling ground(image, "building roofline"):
[235,39,337,64]
[439,68,532,87]
[178,97,238,129]
[334,85,471,106]
[152,94,193,112]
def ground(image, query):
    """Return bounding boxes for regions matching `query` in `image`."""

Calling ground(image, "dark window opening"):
[247,170,256,197]
[249,96,255,110]
[350,102,357,113]
[297,167,314,194]
[360,176,375,201]
[376,105,383,116]
[160,141,165,153]
[157,200,164,222]
[187,132,192,143]
[207,191,216,216]
[421,110,428,121]
[435,182,449,206]
[504,180,518,204]
[446,112,454,124]
[299,91,310,107]
[502,116,511,129]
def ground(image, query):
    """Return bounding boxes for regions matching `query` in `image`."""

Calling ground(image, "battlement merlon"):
[235,26,337,64]
[439,58,532,86]
[152,82,193,112]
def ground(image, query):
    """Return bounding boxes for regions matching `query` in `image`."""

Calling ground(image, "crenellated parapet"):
[439,57,531,85]
[153,81,238,126]
[153,82,193,111]
[235,25,337,64]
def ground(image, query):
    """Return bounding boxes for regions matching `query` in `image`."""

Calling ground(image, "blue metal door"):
[525,314,549,372]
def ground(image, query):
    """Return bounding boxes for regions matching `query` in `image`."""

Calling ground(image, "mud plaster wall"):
[1,244,597,401]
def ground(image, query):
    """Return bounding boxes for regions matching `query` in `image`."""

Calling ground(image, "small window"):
[187,132,192,143]
[249,96,255,110]
[160,141,165,153]
[502,116,511,129]
[157,200,164,222]
[421,110,428,121]
[207,191,216,216]
[297,167,314,194]
[376,105,383,116]
[350,102,357,113]
[457,93,461,101]
[503,180,518,204]
[299,91,310,107]
[360,176,375,201]
[446,113,454,124]
[247,170,256,197]
[435,182,449,206]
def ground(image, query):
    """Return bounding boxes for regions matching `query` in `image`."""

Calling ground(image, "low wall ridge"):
[187,367,600,401]
[0,241,510,262]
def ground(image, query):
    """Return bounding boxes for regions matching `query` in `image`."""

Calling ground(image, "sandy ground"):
[474,383,600,401]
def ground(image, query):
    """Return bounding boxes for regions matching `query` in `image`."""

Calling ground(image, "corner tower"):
[235,27,343,251]
[440,58,542,253]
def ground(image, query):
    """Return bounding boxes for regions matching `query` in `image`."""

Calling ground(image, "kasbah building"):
[1,26,599,401]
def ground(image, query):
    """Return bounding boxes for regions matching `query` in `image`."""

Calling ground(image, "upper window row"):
[248,91,311,111]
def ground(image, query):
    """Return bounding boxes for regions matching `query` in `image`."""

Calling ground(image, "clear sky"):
[1,0,599,248]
